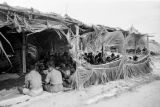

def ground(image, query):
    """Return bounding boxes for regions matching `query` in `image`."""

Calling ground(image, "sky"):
[0,0,160,42]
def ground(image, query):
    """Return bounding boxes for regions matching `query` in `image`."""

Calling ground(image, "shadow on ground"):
[0,76,24,90]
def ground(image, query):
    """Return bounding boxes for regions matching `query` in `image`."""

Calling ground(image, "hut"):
[0,3,152,90]
[0,3,79,73]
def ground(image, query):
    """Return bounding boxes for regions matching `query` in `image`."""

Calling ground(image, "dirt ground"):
[0,75,24,101]
[84,57,160,107]
[85,80,160,107]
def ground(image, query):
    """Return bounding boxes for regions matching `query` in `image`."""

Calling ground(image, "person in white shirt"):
[18,65,43,96]
[43,63,63,93]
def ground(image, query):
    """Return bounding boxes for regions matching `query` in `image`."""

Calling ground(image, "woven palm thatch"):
[70,55,152,89]
[102,31,125,53]
[121,55,152,78]
[125,31,147,51]
[0,3,87,36]
[84,31,100,53]
[83,29,125,54]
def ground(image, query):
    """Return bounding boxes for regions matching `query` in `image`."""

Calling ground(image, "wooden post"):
[147,35,149,53]
[22,30,26,73]
[122,33,126,56]
[102,43,104,61]
[134,34,137,56]
[75,25,80,90]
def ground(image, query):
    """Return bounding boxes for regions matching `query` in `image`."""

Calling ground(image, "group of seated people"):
[127,47,148,55]
[128,55,139,61]
[127,48,149,61]
[18,52,76,97]
[83,52,120,65]
[39,52,76,71]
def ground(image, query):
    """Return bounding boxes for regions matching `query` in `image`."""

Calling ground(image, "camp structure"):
[0,3,152,90]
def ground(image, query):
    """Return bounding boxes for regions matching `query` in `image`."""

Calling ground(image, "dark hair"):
[29,65,35,70]
[47,61,55,68]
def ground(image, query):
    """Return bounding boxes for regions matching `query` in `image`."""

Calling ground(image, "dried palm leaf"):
[0,32,14,53]
[0,41,12,66]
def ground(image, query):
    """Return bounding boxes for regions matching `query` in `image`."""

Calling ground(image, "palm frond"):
[0,32,14,53]
[0,41,12,67]
[27,43,38,59]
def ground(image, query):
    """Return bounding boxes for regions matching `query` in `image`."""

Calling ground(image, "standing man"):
[18,65,43,96]
[43,63,63,93]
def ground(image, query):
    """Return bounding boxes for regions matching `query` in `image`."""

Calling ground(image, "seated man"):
[18,65,43,96]
[133,55,138,61]
[43,63,63,93]
[110,52,116,61]
[106,56,111,62]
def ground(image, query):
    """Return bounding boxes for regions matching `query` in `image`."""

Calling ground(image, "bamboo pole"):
[22,30,26,73]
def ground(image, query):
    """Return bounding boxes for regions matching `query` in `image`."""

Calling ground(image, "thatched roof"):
[0,3,87,33]
[80,24,125,54]
[0,3,149,55]
[0,3,126,38]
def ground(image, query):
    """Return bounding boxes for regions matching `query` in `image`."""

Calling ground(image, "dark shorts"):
[43,84,63,93]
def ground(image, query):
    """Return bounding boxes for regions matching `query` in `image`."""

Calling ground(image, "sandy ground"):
[85,57,160,107]
[85,80,160,107]
[0,56,160,107]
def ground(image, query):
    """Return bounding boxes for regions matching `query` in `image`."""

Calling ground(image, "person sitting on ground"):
[129,56,132,60]
[18,65,43,97]
[111,52,115,58]
[43,63,63,93]
[116,55,120,60]
[98,53,103,64]
[62,68,71,88]
[110,52,116,61]
[84,53,88,61]
[133,55,138,61]
[142,47,148,55]
[106,56,111,62]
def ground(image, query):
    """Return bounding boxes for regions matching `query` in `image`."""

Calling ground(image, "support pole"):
[22,30,26,73]
[147,35,149,55]
[102,43,104,61]
[75,25,80,90]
